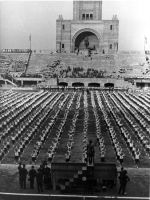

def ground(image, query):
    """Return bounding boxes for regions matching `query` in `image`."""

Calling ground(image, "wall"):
[56,19,119,53]
[59,77,132,88]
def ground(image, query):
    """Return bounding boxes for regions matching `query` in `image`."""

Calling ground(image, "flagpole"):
[29,34,31,51]
[144,37,145,53]
[144,36,146,53]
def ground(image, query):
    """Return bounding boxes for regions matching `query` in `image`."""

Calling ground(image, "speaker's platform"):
[51,162,117,191]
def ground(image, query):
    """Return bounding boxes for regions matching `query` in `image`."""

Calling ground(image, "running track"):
[0,193,149,200]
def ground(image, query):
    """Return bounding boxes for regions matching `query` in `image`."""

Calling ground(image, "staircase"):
[24,50,32,74]
[59,165,96,193]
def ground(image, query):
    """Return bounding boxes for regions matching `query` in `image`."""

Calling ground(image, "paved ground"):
[0,164,149,200]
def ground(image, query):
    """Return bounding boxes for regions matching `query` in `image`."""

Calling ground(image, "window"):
[90,14,93,20]
[62,24,65,30]
[109,44,112,49]
[110,25,113,30]
[116,42,118,51]
[86,14,89,20]
[62,44,64,48]
[82,14,85,20]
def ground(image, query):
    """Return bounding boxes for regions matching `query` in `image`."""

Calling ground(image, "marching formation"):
[0,90,150,167]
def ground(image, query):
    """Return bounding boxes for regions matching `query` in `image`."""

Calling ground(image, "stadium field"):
[0,90,149,199]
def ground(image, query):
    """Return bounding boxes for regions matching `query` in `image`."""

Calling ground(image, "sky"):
[0,0,150,51]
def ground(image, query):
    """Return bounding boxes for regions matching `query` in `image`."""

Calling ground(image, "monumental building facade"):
[56,0,119,54]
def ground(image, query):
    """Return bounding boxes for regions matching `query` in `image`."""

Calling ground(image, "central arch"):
[104,83,114,88]
[72,82,84,87]
[72,28,100,52]
[58,82,68,87]
[88,83,100,87]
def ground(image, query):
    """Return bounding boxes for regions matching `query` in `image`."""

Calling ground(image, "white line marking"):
[0,192,149,199]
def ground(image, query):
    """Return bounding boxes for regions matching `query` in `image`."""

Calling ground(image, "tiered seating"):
[0,53,29,74]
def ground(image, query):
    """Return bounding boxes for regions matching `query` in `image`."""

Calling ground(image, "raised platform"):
[51,162,117,191]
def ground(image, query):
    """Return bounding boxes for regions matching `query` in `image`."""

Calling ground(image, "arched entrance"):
[58,82,68,87]
[88,83,100,87]
[136,82,146,89]
[72,29,100,52]
[72,82,84,87]
[104,83,114,88]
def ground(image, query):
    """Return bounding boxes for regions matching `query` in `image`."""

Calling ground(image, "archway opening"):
[136,82,145,88]
[88,83,100,87]
[104,83,114,88]
[23,80,37,86]
[0,80,5,86]
[72,82,84,87]
[58,82,68,87]
[74,31,99,52]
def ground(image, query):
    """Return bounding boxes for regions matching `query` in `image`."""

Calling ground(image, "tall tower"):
[56,0,119,54]
[73,0,102,21]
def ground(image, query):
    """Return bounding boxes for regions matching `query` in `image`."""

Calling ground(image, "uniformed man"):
[20,164,28,189]
[28,166,37,189]
[18,163,22,188]
[87,140,95,165]
[118,170,130,195]
[43,164,51,189]
[36,167,44,193]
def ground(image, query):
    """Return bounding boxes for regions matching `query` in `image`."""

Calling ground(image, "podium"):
[51,162,117,191]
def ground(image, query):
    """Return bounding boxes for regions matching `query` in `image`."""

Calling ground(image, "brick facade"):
[56,0,119,54]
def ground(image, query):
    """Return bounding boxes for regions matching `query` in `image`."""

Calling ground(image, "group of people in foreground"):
[18,161,51,193]
[17,140,130,195]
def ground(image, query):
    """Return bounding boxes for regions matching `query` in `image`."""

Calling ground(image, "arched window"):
[90,14,93,20]
[110,25,113,30]
[109,44,112,49]
[82,14,85,20]
[86,14,89,20]
[62,24,65,30]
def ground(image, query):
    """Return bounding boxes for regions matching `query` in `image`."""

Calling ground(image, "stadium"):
[0,1,150,200]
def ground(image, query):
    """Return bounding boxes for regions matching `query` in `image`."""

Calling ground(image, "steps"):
[59,165,96,193]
